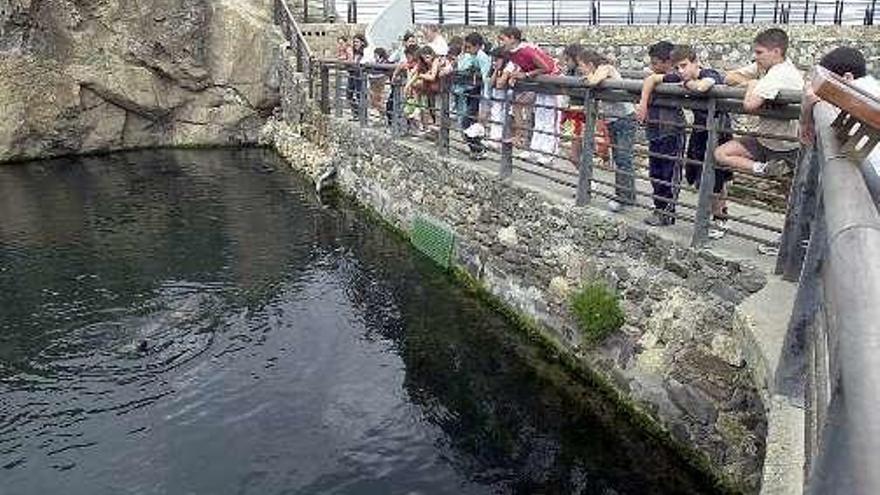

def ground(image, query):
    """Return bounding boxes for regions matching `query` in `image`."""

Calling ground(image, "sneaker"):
[756,159,790,177]
[707,218,727,240]
[607,200,622,213]
[757,243,780,256]
[643,210,674,227]
[515,149,533,161]
[469,150,487,161]
[534,153,552,165]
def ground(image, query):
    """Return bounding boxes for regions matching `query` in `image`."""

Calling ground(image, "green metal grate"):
[410,215,455,269]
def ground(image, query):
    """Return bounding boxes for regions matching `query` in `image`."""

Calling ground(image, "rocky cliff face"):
[0,0,283,162]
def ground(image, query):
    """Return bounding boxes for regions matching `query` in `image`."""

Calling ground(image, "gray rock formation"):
[0,0,283,162]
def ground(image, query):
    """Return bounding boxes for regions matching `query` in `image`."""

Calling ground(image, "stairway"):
[287,0,338,22]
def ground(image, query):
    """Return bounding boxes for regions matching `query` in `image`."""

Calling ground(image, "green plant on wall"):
[570,283,624,345]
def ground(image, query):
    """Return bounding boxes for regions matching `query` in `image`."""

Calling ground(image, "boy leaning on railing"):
[454,33,493,160]
[579,50,637,214]
[637,45,732,234]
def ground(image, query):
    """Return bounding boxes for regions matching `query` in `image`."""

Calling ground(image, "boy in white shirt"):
[799,46,880,171]
[716,28,804,177]
[423,25,448,57]
[800,47,879,145]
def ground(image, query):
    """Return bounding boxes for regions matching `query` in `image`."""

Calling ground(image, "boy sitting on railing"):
[716,28,804,178]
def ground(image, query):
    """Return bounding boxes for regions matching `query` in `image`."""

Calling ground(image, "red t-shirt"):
[509,44,559,75]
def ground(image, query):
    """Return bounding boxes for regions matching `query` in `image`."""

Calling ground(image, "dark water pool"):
[0,149,718,494]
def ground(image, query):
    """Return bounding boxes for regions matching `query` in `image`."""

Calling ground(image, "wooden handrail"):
[812,65,880,131]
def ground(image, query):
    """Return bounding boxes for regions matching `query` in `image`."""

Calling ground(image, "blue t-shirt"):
[454,50,492,98]
[647,71,686,141]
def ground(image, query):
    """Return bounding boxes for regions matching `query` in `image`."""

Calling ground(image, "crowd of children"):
[334,27,864,240]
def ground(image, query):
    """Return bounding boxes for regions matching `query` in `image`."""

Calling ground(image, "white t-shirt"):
[735,59,804,151]
[852,75,880,175]
[428,36,448,57]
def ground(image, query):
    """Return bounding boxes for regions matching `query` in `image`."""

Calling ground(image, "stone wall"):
[265,54,775,493]
[304,22,879,76]
[0,0,283,163]
[368,23,880,75]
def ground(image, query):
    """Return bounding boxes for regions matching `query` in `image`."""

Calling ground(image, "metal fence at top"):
[312,58,802,250]
[339,0,878,25]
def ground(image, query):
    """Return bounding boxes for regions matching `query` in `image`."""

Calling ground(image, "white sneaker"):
[515,150,533,161]
[753,159,789,177]
[757,243,780,256]
[607,200,622,213]
[535,153,552,165]
[707,219,727,240]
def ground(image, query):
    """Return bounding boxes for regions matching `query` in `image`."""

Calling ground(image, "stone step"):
[287,0,337,22]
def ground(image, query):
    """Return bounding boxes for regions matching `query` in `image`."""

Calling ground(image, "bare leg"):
[714,139,757,173]
[712,181,728,218]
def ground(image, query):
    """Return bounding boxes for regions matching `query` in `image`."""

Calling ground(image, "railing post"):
[309,58,315,99]
[691,97,719,248]
[391,78,404,136]
[438,78,450,155]
[295,39,303,73]
[499,89,514,179]
[358,66,368,126]
[303,0,309,22]
[320,63,330,115]
[776,146,821,280]
[334,64,344,118]
[576,89,596,206]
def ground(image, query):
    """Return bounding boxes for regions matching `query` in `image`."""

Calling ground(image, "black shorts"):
[740,136,799,167]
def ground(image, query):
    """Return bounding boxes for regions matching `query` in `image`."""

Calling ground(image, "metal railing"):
[773,68,880,495]
[274,10,880,492]
[342,0,878,25]
[275,0,316,74]
[313,58,802,248]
